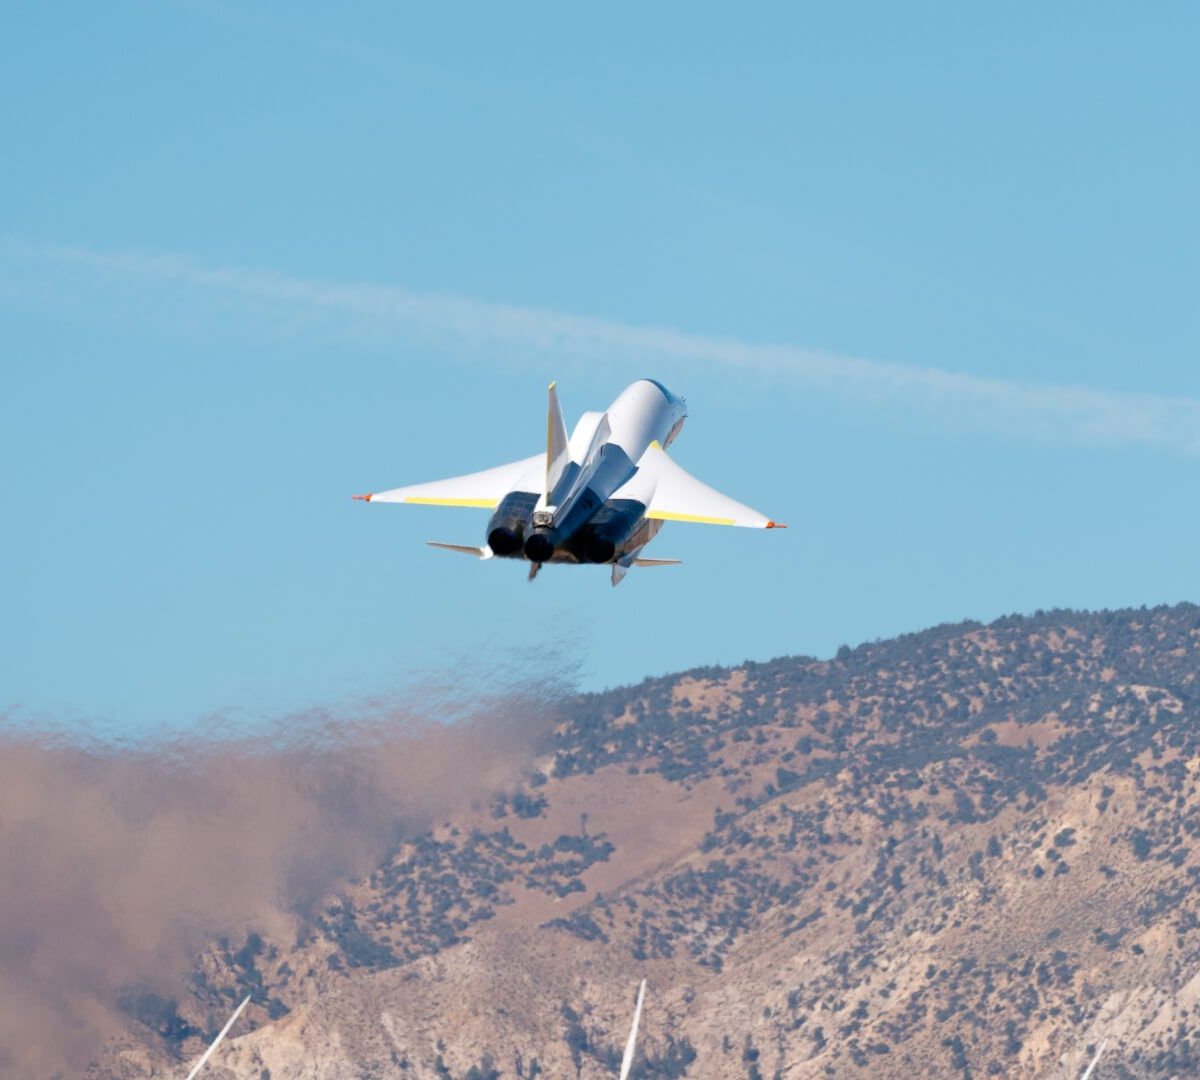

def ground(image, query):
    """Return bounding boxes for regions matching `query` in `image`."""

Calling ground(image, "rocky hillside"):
[97,604,1200,1078]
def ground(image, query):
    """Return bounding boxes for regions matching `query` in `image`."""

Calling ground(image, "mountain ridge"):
[96,602,1200,1078]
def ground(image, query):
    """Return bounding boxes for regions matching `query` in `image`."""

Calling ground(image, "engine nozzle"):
[523,529,556,564]
[582,536,617,564]
[568,499,646,564]
[487,527,523,556]
[484,492,538,558]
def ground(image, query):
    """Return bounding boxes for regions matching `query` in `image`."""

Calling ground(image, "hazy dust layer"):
[0,687,556,1078]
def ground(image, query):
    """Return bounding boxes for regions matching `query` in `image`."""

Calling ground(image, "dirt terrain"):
[93,604,1200,1078]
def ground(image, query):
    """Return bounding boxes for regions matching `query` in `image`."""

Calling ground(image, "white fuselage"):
[517,379,687,564]
[602,379,688,461]
[547,380,686,521]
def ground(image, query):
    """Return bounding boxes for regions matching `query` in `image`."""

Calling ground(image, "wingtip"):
[352,493,373,502]
[766,520,787,529]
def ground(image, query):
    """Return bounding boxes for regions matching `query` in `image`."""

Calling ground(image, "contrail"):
[618,978,646,1080]
[5,241,1200,456]
[184,993,251,1080]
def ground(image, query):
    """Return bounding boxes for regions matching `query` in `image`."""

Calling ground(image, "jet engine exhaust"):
[485,492,539,557]
[570,499,647,564]
[523,529,556,564]
[487,527,523,556]
[583,536,617,564]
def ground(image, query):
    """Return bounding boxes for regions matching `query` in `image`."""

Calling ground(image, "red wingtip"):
[766,521,788,529]
[352,493,373,502]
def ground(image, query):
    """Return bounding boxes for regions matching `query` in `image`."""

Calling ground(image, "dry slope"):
[99,604,1200,1079]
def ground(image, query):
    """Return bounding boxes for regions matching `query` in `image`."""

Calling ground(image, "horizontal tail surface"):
[426,541,493,559]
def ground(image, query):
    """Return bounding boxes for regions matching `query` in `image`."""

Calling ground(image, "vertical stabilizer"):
[545,381,570,503]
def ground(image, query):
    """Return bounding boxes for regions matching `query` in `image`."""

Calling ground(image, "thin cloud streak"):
[8,240,1200,455]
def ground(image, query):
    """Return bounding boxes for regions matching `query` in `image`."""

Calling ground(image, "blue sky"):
[2,2,1197,733]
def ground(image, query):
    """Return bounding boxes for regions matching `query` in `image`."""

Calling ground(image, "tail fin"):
[545,381,570,503]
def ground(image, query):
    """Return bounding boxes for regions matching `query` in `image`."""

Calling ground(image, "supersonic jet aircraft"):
[353,379,785,585]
